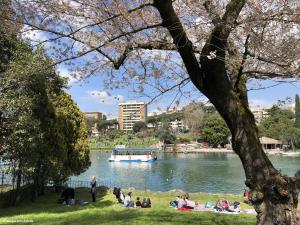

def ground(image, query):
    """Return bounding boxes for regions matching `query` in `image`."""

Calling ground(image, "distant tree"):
[97,119,118,132]
[147,116,160,129]
[85,117,97,132]
[295,95,300,128]
[202,114,230,147]
[155,129,176,144]
[259,105,300,148]
[106,129,125,140]
[102,114,107,120]
[182,102,205,134]
[132,121,147,133]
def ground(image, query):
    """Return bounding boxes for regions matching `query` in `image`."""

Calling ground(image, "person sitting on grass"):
[141,197,151,208]
[135,197,142,208]
[243,188,250,204]
[113,187,125,203]
[214,197,234,212]
[177,195,187,209]
[124,192,134,208]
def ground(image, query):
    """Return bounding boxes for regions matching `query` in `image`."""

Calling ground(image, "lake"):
[72,152,300,194]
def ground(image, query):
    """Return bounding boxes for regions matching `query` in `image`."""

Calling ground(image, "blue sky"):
[66,74,300,119]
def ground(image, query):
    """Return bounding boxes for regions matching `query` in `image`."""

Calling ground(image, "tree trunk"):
[218,95,300,225]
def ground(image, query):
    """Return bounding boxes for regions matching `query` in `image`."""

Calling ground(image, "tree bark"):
[218,92,300,225]
[153,0,300,224]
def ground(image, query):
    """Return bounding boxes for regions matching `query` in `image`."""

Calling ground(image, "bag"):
[169,201,177,208]
[205,201,214,208]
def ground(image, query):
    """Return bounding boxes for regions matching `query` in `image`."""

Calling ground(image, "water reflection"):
[110,162,153,170]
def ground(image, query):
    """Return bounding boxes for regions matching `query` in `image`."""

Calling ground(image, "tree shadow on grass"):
[0,186,113,217]
[15,208,256,225]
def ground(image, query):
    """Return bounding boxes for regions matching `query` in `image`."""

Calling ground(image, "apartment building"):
[251,108,268,124]
[118,102,147,131]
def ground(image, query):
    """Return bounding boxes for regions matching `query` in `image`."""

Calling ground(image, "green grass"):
[0,188,256,225]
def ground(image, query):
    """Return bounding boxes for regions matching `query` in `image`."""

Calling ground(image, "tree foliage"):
[201,114,230,147]
[132,121,147,133]
[0,43,90,203]
[97,119,118,133]
[258,105,300,148]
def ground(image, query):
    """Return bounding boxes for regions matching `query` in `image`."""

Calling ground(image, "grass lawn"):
[0,188,256,225]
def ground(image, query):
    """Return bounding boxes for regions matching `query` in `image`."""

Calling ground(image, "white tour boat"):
[108,147,158,162]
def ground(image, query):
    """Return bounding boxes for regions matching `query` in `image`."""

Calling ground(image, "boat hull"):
[280,152,300,156]
[108,155,156,162]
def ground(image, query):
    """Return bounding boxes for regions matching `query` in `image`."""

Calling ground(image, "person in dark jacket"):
[90,176,96,202]
[135,197,142,208]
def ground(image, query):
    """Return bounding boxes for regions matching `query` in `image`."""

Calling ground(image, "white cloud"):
[87,90,124,105]
[57,66,78,85]
[21,26,49,44]
[249,99,275,109]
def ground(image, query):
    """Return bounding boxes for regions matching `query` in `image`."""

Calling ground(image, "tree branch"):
[203,0,221,25]
[243,71,295,79]
[153,0,203,91]
[235,34,250,89]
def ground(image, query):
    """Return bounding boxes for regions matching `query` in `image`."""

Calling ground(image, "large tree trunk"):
[218,95,300,225]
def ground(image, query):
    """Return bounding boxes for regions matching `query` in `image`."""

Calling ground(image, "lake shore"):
[168,148,283,155]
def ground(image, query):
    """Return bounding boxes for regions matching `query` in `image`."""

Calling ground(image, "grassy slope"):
[0,188,256,225]
[89,136,157,150]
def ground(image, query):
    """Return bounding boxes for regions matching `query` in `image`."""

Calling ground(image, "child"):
[135,197,142,208]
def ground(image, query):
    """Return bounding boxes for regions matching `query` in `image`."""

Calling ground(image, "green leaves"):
[201,114,230,147]
[258,105,300,147]
[0,42,90,196]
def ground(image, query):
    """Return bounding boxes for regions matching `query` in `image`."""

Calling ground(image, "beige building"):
[118,102,147,131]
[83,112,103,132]
[84,112,103,121]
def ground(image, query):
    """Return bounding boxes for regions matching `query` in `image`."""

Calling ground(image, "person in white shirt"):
[124,192,134,208]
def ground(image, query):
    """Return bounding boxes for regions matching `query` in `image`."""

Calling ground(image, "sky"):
[65,73,300,119]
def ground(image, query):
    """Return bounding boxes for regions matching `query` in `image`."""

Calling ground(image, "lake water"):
[72,152,300,194]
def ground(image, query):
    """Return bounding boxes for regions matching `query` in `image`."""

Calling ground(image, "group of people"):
[214,197,240,212]
[170,193,199,210]
[170,193,240,213]
[123,192,151,208]
[113,188,151,208]
[89,176,243,213]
